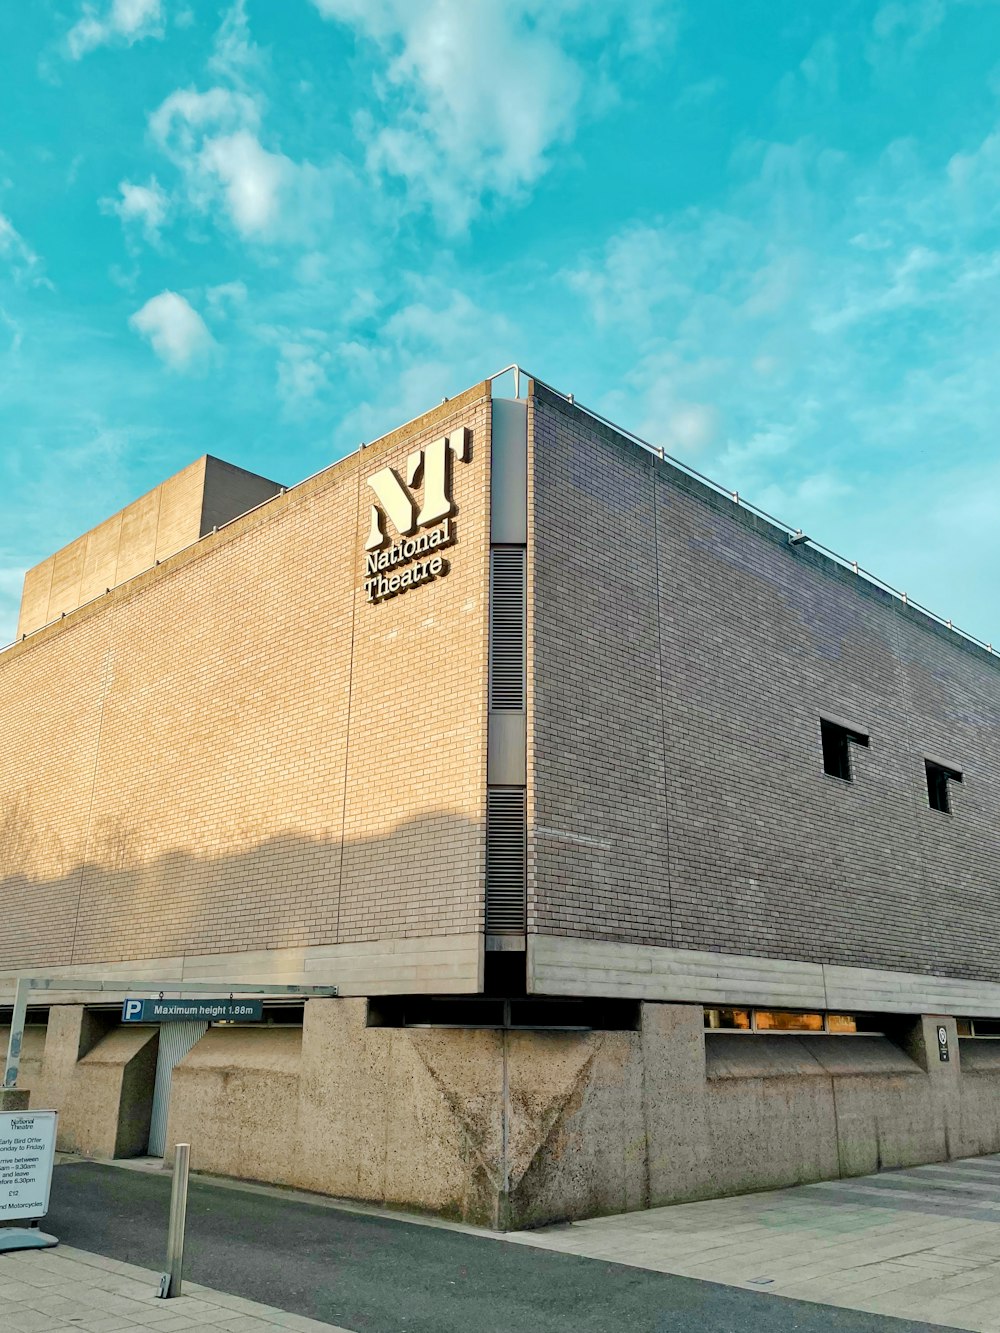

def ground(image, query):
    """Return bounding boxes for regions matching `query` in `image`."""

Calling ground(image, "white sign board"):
[0,1111,57,1221]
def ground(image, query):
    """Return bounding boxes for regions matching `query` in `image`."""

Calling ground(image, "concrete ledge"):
[0,932,484,1004]
[706,1034,921,1081]
[529,935,1000,1018]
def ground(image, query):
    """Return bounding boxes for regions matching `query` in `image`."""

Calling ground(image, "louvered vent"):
[489,547,525,711]
[485,787,526,932]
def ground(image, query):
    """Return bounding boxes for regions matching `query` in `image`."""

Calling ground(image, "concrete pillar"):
[641,1002,710,1205]
[0,1090,30,1111]
[904,1014,962,1161]
[31,1007,113,1148]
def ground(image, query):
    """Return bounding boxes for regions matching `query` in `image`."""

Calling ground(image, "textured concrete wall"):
[529,384,1000,987]
[15,457,284,640]
[36,1022,159,1158]
[97,1001,1000,1229]
[169,1027,302,1184]
[528,934,1000,1018]
[0,386,490,988]
[161,999,638,1226]
[27,1007,111,1117]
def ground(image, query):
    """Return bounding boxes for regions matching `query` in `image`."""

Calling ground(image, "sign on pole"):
[121,998,263,1023]
[0,1110,57,1221]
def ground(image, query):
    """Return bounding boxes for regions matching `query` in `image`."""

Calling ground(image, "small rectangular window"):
[826,1014,859,1034]
[926,759,962,813]
[704,1008,751,1030]
[821,717,869,781]
[754,1010,824,1033]
[704,1007,875,1034]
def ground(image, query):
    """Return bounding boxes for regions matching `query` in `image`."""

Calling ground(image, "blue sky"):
[2,0,1000,647]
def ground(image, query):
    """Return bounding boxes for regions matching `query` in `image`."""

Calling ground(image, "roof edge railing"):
[490,365,996,660]
[2,364,995,661]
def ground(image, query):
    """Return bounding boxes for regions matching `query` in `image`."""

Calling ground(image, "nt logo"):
[364,428,469,551]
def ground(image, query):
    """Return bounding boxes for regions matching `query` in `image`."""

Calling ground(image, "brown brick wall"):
[0,385,491,972]
[529,386,1000,984]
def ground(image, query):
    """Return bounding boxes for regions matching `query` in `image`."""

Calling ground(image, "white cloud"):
[205,280,248,316]
[329,280,515,442]
[867,0,948,67]
[150,86,260,153]
[101,177,169,243]
[559,114,1000,643]
[198,130,290,235]
[276,341,330,408]
[129,290,215,369]
[752,470,852,524]
[0,307,22,353]
[150,86,333,243]
[208,0,264,85]
[0,214,51,288]
[66,0,163,60]
[664,403,720,454]
[566,225,685,331]
[311,0,672,228]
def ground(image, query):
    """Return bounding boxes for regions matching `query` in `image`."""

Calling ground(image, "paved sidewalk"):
[0,1243,348,1333]
[45,1160,936,1332]
[506,1154,1000,1332]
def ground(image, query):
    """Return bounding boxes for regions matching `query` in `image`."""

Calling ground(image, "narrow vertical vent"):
[489,547,526,711]
[485,788,526,932]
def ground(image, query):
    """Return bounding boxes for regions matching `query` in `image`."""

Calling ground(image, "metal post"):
[3,977,29,1089]
[159,1144,190,1298]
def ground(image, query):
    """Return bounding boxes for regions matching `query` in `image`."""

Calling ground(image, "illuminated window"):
[926,759,962,814]
[704,1007,751,1030]
[755,1010,824,1032]
[826,1014,859,1033]
[821,717,870,782]
[704,1008,866,1034]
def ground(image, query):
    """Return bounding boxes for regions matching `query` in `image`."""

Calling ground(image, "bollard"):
[158,1143,190,1298]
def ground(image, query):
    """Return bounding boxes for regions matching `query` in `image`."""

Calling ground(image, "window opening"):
[367,996,639,1031]
[958,1018,1000,1038]
[821,717,869,781]
[704,1007,879,1035]
[926,759,962,814]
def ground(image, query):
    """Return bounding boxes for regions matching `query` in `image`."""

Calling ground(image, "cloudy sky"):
[2,0,1000,646]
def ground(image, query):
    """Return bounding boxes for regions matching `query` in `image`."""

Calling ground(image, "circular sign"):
[937,1026,948,1044]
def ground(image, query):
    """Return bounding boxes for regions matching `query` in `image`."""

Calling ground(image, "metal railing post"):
[3,976,29,1089]
[158,1144,191,1298]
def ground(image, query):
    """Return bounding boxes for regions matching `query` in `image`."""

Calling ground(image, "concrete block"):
[169,1027,300,1181]
[67,1026,158,1158]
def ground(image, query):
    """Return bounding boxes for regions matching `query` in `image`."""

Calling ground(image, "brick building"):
[3,369,1000,1228]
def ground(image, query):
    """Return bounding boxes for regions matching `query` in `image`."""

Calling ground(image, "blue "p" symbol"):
[122,999,143,1022]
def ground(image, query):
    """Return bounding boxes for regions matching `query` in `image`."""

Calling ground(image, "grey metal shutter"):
[148,1021,208,1156]
[489,548,525,712]
[485,787,526,932]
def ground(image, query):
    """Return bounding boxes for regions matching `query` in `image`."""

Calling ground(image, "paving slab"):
[0,1245,347,1333]
[506,1154,1000,1330]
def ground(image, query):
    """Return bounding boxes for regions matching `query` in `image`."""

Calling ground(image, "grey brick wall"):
[529,384,1000,984]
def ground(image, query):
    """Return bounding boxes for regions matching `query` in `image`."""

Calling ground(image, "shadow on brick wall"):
[0,809,484,971]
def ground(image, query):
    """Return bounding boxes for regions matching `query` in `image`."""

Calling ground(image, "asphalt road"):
[46,1162,938,1333]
